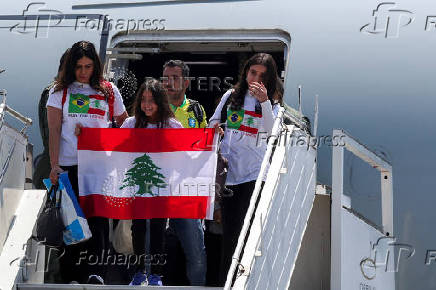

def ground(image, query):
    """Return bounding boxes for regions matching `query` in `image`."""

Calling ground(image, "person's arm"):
[208,90,232,128]
[47,106,64,184]
[115,111,128,127]
[111,83,128,127]
[120,116,135,128]
[169,118,183,128]
[249,82,276,134]
[261,100,276,135]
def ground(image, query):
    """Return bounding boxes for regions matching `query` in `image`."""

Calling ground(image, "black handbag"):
[36,184,65,247]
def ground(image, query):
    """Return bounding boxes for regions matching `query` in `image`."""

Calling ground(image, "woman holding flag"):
[46,40,128,284]
[208,53,281,283]
[120,78,182,286]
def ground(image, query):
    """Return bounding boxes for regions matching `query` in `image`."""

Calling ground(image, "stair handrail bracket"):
[331,129,394,290]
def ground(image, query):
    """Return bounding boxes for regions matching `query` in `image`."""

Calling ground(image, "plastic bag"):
[43,172,92,245]
[112,219,134,255]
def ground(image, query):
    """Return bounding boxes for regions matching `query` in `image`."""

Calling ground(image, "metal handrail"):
[0,104,33,126]
[0,140,17,186]
[283,102,310,133]
[0,90,33,133]
[0,90,33,186]
[224,106,286,289]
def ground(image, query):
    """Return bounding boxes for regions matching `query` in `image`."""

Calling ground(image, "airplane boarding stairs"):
[0,100,395,290]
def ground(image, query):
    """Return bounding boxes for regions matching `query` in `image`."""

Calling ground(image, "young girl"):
[208,53,281,283]
[121,78,182,286]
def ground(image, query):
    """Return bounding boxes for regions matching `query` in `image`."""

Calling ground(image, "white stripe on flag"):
[78,150,216,198]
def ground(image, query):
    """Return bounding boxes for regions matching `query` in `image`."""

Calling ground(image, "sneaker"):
[147,274,163,286]
[87,274,104,285]
[129,272,148,286]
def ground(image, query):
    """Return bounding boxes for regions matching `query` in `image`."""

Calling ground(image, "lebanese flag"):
[87,94,107,116]
[239,110,261,135]
[77,128,217,219]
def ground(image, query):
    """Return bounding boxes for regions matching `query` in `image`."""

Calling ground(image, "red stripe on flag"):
[79,194,209,219]
[245,110,262,118]
[238,125,258,134]
[89,94,106,101]
[78,128,215,152]
[87,108,106,116]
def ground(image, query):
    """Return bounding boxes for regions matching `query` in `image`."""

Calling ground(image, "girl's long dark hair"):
[54,41,107,96]
[133,78,175,128]
[229,53,279,110]
[274,78,284,106]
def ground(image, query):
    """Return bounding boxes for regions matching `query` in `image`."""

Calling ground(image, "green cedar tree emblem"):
[246,116,255,127]
[119,153,166,195]
[92,99,101,109]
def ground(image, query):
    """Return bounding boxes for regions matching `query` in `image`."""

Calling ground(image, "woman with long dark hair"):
[121,78,182,286]
[46,40,128,284]
[209,53,281,283]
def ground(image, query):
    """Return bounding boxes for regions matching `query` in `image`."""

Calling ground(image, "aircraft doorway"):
[105,31,288,120]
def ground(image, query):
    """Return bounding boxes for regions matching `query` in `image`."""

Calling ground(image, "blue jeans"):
[169,218,206,286]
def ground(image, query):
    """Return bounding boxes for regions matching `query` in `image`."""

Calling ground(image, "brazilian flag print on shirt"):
[227,109,244,129]
[69,93,90,113]
[68,93,107,116]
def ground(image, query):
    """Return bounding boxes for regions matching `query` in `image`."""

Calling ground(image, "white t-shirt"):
[209,90,279,185]
[46,81,126,166]
[121,116,183,129]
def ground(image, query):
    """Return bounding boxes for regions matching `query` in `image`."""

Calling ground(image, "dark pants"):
[131,218,166,275]
[59,165,110,283]
[219,180,262,285]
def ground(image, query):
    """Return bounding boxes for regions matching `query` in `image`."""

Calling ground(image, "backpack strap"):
[220,97,231,126]
[187,99,204,126]
[255,100,262,116]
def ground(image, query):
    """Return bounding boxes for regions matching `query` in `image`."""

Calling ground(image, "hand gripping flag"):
[77,128,217,220]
